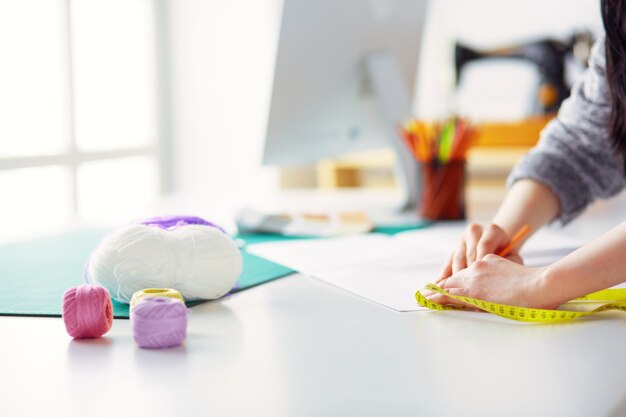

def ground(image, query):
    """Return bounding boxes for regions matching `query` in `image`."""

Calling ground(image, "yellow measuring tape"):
[415,283,626,322]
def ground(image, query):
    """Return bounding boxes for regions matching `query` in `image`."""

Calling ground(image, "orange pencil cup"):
[419,160,466,221]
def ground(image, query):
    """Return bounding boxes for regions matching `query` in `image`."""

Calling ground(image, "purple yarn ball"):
[138,215,226,234]
[131,297,188,349]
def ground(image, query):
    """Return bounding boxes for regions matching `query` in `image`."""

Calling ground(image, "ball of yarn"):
[131,297,188,349]
[138,215,226,232]
[62,284,113,339]
[86,216,242,303]
[130,288,184,312]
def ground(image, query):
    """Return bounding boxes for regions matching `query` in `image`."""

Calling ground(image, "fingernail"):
[421,289,434,298]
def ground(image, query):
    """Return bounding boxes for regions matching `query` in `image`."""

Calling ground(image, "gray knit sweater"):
[507,35,626,224]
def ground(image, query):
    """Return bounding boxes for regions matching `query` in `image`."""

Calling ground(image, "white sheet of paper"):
[247,224,588,312]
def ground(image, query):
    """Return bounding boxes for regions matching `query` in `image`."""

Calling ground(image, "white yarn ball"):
[88,224,242,303]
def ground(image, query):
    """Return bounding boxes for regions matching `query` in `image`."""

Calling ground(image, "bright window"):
[71,0,157,152]
[0,0,69,157]
[0,0,161,239]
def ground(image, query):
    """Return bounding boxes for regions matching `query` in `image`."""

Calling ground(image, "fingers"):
[438,275,464,290]
[426,269,482,310]
[438,223,507,282]
[425,287,476,309]
[451,237,467,274]
[476,224,508,261]
[425,292,463,307]
[506,253,524,265]
[446,287,469,297]
[437,254,453,282]
[482,250,524,265]
[445,288,480,310]
[464,224,483,265]
[481,253,502,262]
[438,223,484,281]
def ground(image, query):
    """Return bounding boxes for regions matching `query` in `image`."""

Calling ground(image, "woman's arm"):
[429,221,626,309]
[507,35,624,225]
[491,179,559,243]
[542,220,626,305]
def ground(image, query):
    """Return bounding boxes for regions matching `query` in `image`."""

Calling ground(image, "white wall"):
[168,0,283,213]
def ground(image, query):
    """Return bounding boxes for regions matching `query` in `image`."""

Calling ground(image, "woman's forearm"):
[492,179,560,243]
[541,221,626,305]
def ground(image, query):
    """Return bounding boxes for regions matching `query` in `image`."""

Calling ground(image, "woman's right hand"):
[437,223,523,282]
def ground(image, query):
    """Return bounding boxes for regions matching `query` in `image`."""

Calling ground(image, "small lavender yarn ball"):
[131,297,188,349]
[130,288,185,312]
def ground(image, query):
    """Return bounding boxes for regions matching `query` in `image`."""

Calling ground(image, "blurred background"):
[0,0,604,240]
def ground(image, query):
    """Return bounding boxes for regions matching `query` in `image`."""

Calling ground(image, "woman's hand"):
[426,255,559,310]
[438,223,523,281]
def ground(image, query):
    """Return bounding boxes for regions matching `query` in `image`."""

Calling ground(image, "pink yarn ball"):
[131,297,188,349]
[62,284,113,338]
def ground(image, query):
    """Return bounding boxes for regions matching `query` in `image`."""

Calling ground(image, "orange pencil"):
[415,121,431,162]
[498,224,531,257]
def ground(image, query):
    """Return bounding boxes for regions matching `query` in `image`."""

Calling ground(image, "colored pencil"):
[398,117,477,164]
[498,225,531,257]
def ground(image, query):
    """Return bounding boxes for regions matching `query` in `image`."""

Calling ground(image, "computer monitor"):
[263,0,429,211]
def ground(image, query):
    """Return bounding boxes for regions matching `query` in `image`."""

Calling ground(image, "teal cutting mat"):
[0,230,294,319]
[0,224,428,319]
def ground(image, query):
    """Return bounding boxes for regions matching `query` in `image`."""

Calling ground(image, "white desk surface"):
[1,190,625,417]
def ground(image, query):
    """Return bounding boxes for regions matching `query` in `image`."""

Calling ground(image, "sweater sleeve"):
[507,36,626,225]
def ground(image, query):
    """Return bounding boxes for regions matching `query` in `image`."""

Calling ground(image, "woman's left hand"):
[424,255,559,310]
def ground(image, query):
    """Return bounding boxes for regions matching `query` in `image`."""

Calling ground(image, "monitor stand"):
[247,54,424,228]
[365,53,421,215]
[261,54,424,227]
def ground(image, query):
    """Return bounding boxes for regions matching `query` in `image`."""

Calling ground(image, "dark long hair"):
[601,0,626,172]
